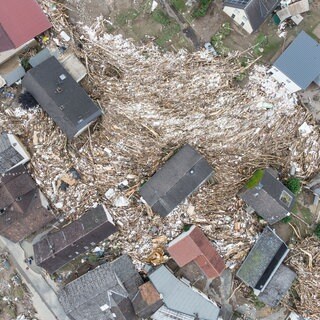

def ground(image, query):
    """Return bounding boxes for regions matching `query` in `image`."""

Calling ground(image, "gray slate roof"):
[22,56,102,139]
[59,255,142,320]
[0,133,23,174]
[238,168,295,224]
[236,227,289,291]
[224,0,280,32]
[149,265,220,320]
[273,31,320,90]
[140,144,213,217]
[258,264,296,307]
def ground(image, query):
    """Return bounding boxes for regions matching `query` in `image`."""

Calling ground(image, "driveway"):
[0,236,69,320]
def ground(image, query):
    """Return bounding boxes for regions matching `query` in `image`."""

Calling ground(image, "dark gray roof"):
[33,205,117,273]
[258,264,296,307]
[59,255,141,320]
[238,168,295,224]
[224,0,280,32]
[236,227,289,291]
[149,266,220,320]
[22,56,102,139]
[140,144,213,217]
[273,31,320,90]
[0,132,24,173]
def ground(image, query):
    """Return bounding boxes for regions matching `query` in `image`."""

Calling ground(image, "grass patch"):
[211,22,231,55]
[253,33,281,59]
[192,0,213,18]
[116,9,140,27]
[170,0,186,11]
[249,290,265,309]
[292,202,313,225]
[152,8,171,26]
[281,215,292,224]
[245,169,264,189]
[155,23,181,47]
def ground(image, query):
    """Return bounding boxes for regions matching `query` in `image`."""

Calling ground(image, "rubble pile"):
[1,1,320,316]
[286,237,320,319]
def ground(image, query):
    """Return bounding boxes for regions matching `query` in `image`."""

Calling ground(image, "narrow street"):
[0,236,69,320]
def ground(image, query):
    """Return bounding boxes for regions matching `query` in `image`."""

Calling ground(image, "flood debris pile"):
[1,1,320,317]
[285,237,320,319]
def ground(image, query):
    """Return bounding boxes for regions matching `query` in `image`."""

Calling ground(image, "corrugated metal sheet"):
[149,266,220,320]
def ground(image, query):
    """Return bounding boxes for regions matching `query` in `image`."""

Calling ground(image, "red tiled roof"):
[0,0,51,51]
[167,226,225,279]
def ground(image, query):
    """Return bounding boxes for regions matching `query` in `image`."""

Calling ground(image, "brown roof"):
[0,165,55,242]
[33,205,117,273]
[167,226,225,279]
[132,282,163,318]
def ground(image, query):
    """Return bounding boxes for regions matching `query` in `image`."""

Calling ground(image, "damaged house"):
[0,165,55,243]
[0,132,30,174]
[33,204,117,274]
[22,56,102,139]
[167,225,225,280]
[140,144,213,217]
[223,0,280,34]
[59,254,143,320]
[236,227,296,307]
[238,168,295,224]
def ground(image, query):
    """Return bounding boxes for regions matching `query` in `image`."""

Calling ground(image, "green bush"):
[284,177,301,195]
[170,0,186,11]
[314,223,320,239]
[281,216,292,224]
[192,0,213,18]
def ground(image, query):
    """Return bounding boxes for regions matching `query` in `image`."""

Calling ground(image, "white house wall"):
[268,66,301,93]
[223,6,253,34]
[7,133,31,168]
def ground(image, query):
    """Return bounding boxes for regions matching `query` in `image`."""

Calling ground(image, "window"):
[241,22,245,26]
[231,14,235,19]
[280,190,293,207]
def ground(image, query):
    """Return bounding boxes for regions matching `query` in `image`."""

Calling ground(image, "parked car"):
[204,42,218,56]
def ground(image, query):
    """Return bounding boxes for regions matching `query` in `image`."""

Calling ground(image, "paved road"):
[0,236,69,320]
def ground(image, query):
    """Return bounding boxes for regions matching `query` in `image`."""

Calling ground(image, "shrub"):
[192,0,213,18]
[281,216,292,223]
[314,223,320,239]
[284,177,301,195]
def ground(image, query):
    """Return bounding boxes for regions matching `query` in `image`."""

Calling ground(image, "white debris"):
[299,122,313,137]
[105,188,116,199]
[60,31,71,42]
[55,202,63,209]
[151,0,158,12]
[114,196,130,207]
